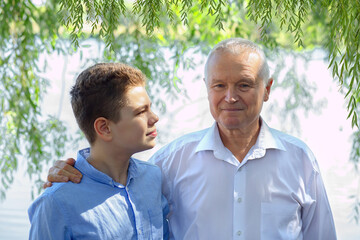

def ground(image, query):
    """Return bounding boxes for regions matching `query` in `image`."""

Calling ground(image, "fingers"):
[64,158,76,166]
[43,181,53,189]
[47,165,70,182]
[47,158,83,184]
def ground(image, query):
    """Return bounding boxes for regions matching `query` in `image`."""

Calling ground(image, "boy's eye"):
[136,110,146,115]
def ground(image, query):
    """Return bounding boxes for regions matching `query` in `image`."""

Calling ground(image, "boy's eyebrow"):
[133,103,151,112]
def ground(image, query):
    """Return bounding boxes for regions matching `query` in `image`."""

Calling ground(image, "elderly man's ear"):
[264,78,274,102]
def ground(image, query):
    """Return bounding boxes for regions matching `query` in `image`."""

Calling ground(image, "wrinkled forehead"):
[205,48,262,74]
[205,41,270,85]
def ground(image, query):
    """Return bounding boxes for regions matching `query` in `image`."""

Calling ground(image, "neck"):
[88,143,132,185]
[218,119,261,162]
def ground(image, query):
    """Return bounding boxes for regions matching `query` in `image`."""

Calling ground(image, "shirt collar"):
[195,123,239,165]
[246,118,286,160]
[194,118,286,160]
[195,123,222,153]
[258,119,286,151]
[75,148,139,187]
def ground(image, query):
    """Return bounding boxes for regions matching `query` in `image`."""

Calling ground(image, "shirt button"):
[237,197,242,203]
[237,230,242,236]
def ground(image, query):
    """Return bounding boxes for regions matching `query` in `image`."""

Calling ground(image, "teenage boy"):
[28,63,169,239]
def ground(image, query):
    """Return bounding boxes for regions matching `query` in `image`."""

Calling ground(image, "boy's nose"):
[149,111,159,125]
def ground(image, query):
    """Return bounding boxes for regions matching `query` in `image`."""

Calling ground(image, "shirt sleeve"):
[149,152,174,212]
[28,193,71,240]
[301,160,337,240]
[150,151,173,239]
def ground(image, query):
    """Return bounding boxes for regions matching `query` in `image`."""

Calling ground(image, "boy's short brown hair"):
[70,63,146,144]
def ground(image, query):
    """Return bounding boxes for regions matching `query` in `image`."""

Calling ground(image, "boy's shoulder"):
[42,182,71,196]
[29,182,76,214]
[37,181,83,203]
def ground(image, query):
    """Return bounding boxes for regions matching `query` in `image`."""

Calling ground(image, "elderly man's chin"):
[217,119,245,131]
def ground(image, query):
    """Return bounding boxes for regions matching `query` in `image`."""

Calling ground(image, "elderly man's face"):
[205,50,272,132]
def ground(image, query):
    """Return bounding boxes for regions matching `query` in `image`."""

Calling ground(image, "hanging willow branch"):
[58,0,360,128]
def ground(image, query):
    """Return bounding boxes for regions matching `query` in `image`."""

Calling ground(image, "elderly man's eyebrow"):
[238,78,253,82]
[211,79,225,83]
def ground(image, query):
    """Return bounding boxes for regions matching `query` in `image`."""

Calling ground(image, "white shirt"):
[149,120,336,240]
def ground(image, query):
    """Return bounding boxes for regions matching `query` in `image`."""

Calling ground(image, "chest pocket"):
[260,202,302,240]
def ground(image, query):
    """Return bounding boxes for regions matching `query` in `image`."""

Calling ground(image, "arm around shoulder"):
[45,158,82,188]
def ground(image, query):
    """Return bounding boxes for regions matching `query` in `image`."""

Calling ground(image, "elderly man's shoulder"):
[269,126,316,158]
[151,128,209,160]
[272,127,308,146]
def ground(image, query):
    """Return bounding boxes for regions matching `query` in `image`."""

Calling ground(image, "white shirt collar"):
[195,118,286,163]
[252,118,286,152]
[195,122,222,153]
[195,122,239,165]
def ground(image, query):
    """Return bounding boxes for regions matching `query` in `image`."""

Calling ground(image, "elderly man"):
[46,38,337,239]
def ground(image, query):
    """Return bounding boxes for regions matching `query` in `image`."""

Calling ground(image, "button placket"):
[234,165,245,238]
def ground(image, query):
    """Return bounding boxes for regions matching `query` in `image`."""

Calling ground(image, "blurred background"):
[1,44,360,239]
[1,0,360,239]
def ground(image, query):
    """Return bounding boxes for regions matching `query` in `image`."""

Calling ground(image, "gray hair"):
[204,38,270,85]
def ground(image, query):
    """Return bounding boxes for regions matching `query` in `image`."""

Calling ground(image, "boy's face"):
[109,85,159,154]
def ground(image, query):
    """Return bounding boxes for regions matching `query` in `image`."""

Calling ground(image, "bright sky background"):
[1,42,360,239]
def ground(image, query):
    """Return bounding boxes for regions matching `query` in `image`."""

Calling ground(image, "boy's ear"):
[94,117,112,141]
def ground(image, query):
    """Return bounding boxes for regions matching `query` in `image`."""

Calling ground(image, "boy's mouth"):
[146,130,157,137]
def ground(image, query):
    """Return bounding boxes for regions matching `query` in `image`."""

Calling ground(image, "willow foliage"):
[0,0,70,199]
[59,0,360,126]
[1,0,360,217]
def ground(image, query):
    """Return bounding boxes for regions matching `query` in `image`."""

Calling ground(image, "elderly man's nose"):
[225,89,239,103]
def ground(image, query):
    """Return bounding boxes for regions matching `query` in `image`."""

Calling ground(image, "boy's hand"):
[43,158,83,189]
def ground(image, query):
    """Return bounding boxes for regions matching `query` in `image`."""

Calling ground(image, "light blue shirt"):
[28,148,169,240]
